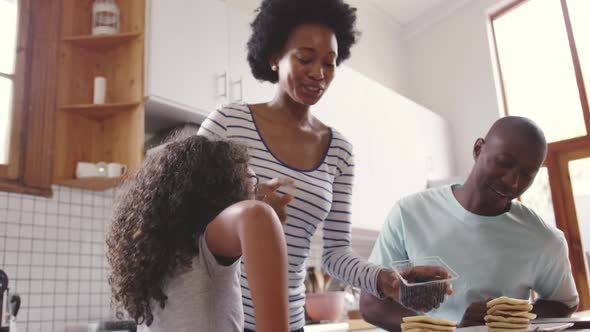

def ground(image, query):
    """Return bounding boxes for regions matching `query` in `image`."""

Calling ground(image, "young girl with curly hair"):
[106,136,289,332]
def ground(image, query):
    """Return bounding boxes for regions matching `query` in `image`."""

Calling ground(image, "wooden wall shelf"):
[55,0,145,191]
[61,102,140,120]
[55,176,125,191]
[63,32,141,52]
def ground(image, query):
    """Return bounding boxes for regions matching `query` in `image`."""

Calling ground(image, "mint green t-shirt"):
[369,185,579,322]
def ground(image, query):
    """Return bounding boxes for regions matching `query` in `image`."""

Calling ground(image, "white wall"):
[227,0,410,96]
[347,0,409,97]
[406,0,505,176]
[315,66,455,230]
[0,187,115,332]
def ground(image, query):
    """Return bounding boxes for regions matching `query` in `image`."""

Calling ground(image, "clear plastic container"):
[390,256,459,311]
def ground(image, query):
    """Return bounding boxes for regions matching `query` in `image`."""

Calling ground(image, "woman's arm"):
[207,200,290,332]
[321,146,383,297]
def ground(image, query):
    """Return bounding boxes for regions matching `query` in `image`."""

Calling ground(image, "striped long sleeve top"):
[197,103,382,331]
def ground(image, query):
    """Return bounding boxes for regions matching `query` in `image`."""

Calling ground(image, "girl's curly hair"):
[106,136,251,326]
[247,0,359,83]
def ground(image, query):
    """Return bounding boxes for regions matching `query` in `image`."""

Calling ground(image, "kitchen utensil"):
[313,267,325,293]
[303,268,313,293]
[307,267,318,293]
[323,273,332,291]
[0,270,9,331]
[9,294,20,332]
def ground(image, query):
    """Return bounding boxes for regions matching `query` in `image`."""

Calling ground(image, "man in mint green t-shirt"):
[360,117,579,331]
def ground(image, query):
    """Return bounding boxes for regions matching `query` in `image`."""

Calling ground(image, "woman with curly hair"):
[198,0,449,331]
[106,136,289,332]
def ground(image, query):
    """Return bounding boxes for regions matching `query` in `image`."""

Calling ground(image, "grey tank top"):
[138,233,243,332]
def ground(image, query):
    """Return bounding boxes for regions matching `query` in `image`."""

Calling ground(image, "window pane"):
[569,157,590,274]
[520,167,556,228]
[567,0,590,109]
[0,77,14,164]
[0,0,18,74]
[493,0,587,143]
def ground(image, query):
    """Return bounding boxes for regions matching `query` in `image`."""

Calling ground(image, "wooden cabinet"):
[54,0,145,191]
[145,0,275,132]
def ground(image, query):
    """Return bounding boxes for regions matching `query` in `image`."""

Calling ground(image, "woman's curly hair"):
[247,0,359,83]
[106,136,251,326]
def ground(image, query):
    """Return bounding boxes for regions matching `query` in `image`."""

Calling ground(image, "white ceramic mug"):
[75,162,100,178]
[107,162,127,177]
[96,162,108,177]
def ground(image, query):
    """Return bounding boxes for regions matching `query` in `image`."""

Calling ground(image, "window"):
[492,0,589,143]
[0,0,19,165]
[491,0,590,310]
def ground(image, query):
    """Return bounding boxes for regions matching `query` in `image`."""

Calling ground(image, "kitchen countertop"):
[305,319,385,331]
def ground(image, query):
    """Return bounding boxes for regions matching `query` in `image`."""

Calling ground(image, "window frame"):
[0,0,30,181]
[0,0,59,197]
[490,0,590,311]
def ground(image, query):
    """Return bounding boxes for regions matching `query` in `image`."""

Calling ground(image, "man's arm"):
[360,291,417,332]
[532,299,577,318]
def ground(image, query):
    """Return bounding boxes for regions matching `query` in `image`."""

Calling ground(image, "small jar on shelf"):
[92,0,120,35]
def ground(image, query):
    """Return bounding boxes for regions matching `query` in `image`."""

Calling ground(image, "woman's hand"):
[256,177,295,223]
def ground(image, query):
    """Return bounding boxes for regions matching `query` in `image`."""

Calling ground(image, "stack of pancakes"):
[401,315,457,332]
[485,296,537,332]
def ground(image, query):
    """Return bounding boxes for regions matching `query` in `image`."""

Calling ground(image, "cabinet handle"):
[217,71,228,98]
[231,77,243,102]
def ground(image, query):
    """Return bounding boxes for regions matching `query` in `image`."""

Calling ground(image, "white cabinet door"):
[228,5,276,105]
[147,0,229,114]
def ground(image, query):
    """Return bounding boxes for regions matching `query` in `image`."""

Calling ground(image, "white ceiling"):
[230,0,468,28]
[366,0,465,26]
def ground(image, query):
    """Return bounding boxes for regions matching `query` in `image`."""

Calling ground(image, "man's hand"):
[377,266,452,312]
[460,299,491,327]
[256,177,295,223]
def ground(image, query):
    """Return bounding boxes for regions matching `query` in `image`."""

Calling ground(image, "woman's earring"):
[271,64,278,71]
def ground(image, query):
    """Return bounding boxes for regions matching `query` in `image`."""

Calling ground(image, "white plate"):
[456,322,574,332]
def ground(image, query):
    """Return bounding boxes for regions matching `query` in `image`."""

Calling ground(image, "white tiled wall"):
[0,186,115,332]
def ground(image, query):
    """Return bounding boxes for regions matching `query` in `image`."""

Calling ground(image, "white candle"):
[93,76,106,104]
